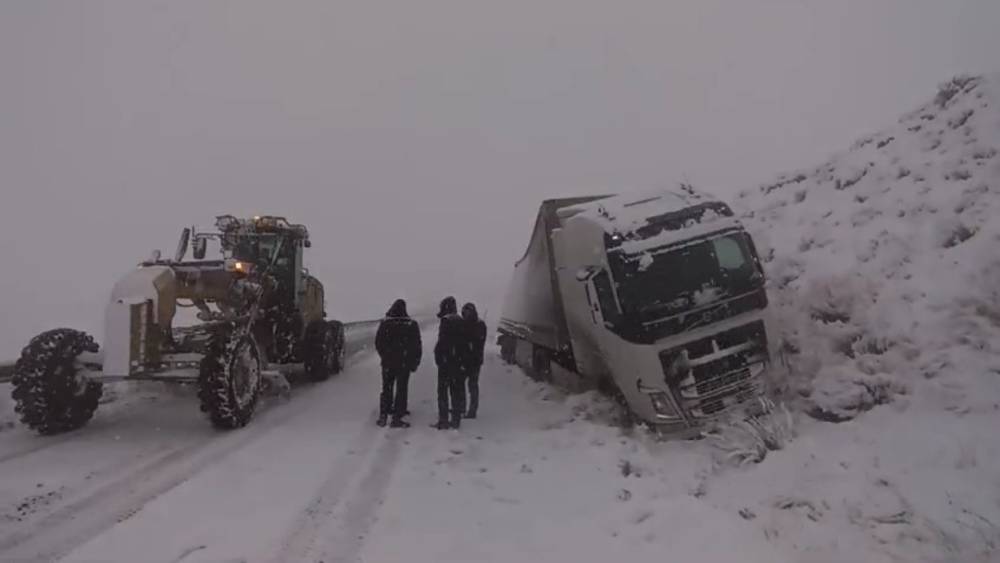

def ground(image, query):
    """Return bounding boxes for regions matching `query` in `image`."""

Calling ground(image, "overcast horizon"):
[2,0,999,358]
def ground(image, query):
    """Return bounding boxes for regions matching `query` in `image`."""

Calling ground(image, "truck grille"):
[659,320,768,419]
[699,384,757,416]
[694,365,752,396]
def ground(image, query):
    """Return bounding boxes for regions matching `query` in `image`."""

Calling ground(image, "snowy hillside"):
[719,74,1000,560]
[737,74,1000,421]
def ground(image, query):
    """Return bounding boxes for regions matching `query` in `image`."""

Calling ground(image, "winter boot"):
[390,418,411,428]
[450,414,462,430]
[433,420,451,430]
[465,410,477,419]
[377,414,388,427]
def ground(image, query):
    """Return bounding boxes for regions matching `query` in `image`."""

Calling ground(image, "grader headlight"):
[225,259,252,275]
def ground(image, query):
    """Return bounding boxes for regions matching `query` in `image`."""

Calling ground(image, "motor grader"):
[10,215,345,434]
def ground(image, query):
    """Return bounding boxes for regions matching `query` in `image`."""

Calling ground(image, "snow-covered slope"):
[705,74,1000,561]
[737,74,1000,422]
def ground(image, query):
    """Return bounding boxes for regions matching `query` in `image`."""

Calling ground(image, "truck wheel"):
[198,327,262,429]
[304,321,345,382]
[498,336,516,365]
[531,345,552,382]
[11,329,103,435]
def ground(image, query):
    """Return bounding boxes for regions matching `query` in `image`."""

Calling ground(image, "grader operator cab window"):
[232,236,289,266]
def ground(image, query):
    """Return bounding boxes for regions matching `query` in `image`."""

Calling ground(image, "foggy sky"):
[1,1,998,358]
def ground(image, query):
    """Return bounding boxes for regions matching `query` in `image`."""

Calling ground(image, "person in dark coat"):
[433,296,465,429]
[460,302,487,419]
[374,299,422,428]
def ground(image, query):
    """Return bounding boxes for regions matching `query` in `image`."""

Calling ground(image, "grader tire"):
[198,326,263,429]
[11,329,103,435]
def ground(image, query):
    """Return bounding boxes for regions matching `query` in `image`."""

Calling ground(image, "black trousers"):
[465,366,480,415]
[437,366,465,422]
[380,367,410,418]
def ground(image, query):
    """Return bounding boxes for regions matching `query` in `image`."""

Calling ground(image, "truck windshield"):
[609,231,762,324]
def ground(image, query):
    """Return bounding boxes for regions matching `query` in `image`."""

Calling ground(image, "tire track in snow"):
[268,326,434,562]
[0,399,308,562]
[267,413,386,563]
[0,396,178,466]
[0,433,79,464]
[0,392,179,466]
[319,431,406,563]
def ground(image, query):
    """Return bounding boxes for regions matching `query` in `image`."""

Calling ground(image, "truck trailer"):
[496,187,772,434]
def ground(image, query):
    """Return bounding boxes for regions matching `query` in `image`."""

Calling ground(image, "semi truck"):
[496,187,772,434]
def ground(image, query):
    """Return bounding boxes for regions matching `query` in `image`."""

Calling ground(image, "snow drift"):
[736,74,1000,423]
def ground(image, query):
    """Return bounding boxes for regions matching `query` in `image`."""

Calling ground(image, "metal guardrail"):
[0,317,433,384]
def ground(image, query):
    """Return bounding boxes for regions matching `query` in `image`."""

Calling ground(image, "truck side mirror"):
[192,236,207,260]
[174,228,191,262]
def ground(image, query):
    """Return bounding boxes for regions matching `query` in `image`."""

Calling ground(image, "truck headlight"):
[649,392,674,415]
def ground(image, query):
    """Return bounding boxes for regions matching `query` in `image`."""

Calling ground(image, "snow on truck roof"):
[560,186,744,255]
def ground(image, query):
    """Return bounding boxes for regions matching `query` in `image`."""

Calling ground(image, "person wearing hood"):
[433,296,464,429]
[374,298,422,427]
[460,302,487,419]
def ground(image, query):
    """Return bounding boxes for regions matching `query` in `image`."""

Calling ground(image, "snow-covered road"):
[3,321,999,562]
[0,325,394,562]
[0,326,780,563]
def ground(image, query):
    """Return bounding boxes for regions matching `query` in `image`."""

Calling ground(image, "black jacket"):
[460,303,487,371]
[434,296,463,368]
[375,299,422,371]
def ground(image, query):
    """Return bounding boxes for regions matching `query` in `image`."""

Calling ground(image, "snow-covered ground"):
[3,339,995,562]
[0,331,787,563]
[3,74,1000,563]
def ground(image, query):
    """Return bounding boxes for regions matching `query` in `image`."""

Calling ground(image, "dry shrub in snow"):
[703,398,795,466]
[958,260,1000,330]
[935,75,980,108]
[806,366,908,422]
[935,215,978,249]
[802,274,877,325]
